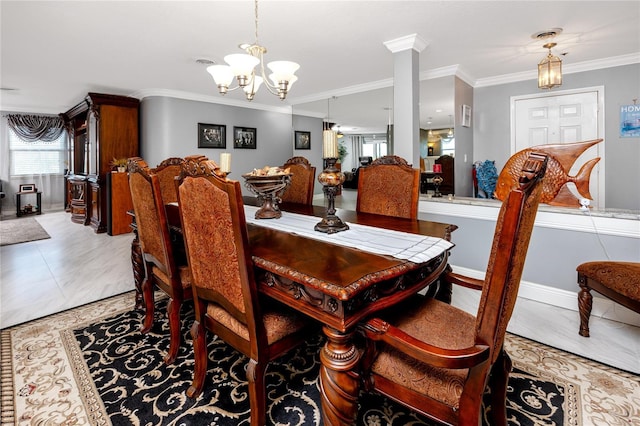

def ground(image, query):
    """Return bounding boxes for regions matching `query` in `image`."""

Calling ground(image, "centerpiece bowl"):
[242,173,292,219]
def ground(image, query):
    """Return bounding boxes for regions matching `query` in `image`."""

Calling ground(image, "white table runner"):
[244,205,453,264]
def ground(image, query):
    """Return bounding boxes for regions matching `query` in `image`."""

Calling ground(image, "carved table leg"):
[130,227,145,310]
[578,274,593,337]
[319,326,361,426]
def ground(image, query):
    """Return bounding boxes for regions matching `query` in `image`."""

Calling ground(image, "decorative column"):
[383,34,428,168]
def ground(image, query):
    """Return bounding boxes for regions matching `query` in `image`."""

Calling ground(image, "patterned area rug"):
[0,217,50,246]
[2,292,639,425]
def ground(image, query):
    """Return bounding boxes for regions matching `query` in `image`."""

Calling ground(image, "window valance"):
[6,114,65,143]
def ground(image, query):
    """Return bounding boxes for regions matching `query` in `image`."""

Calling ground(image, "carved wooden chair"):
[435,154,455,195]
[577,261,640,337]
[279,156,316,205]
[176,158,311,426]
[359,152,549,425]
[153,157,183,204]
[127,157,192,365]
[357,155,420,219]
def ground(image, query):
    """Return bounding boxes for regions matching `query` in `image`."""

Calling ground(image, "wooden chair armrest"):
[444,271,484,291]
[361,318,490,369]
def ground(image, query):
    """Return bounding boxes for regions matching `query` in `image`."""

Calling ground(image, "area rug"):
[0,217,50,246]
[1,292,639,425]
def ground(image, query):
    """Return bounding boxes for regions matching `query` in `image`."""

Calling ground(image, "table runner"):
[244,205,453,264]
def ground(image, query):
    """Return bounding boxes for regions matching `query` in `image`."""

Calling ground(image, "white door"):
[511,87,604,208]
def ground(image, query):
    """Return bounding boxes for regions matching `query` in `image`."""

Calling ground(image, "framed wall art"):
[233,126,257,149]
[461,105,472,128]
[294,131,311,149]
[198,123,226,148]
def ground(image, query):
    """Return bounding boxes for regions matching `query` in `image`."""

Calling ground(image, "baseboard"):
[451,265,640,328]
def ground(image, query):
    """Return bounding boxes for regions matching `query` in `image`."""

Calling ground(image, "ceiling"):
[2,1,639,134]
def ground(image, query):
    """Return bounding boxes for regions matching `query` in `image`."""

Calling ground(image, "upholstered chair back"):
[280,156,316,205]
[128,157,174,276]
[153,157,183,204]
[357,155,420,219]
[179,176,252,318]
[475,154,546,364]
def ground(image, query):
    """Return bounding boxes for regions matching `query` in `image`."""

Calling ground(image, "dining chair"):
[176,158,312,426]
[153,157,183,204]
[279,156,316,205]
[127,157,192,365]
[359,152,549,426]
[356,155,420,219]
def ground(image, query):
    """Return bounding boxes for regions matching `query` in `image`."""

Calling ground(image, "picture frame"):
[461,104,472,128]
[294,131,311,150]
[233,126,257,149]
[198,123,226,149]
[19,184,36,193]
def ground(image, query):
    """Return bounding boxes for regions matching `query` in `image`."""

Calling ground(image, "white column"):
[383,34,428,168]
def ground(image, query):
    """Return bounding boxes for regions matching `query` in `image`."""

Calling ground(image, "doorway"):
[511,86,605,208]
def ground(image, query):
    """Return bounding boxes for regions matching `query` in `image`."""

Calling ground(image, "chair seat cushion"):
[371,297,476,408]
[577,262,640,301]
[207,300,307,344]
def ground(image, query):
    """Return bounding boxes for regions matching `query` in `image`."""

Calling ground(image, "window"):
[362,137,388,160]
[9,129,66,176]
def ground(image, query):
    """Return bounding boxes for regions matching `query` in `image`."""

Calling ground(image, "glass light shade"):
[267,61,300,82]
[224,53,260,79]
[538,53,562,89]
[207,65,234,87]
[243,75,263,99]
[322,130,339,158]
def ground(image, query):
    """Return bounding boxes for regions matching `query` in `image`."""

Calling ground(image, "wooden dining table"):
[164,197,457,426]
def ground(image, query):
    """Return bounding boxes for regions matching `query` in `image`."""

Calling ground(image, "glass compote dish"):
[242,167,292,219]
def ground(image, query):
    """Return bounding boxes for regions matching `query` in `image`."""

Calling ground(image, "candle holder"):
[432,173,443,197]
[315,157,349,234]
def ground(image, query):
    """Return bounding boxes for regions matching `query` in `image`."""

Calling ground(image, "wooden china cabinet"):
[62,93,139,233]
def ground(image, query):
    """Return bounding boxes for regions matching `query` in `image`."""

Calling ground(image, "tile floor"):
[1,190,639,375]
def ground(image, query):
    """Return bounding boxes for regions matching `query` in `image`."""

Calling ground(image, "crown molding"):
[474,52,640,88]
[384,33,429,53]
[286,78,394,106]
[129,88,293,114]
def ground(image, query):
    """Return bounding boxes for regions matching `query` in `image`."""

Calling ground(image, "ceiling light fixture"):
[206,0,299,101]
[538,42,562,89]
[534,28,563,90]
[447,115,454,137]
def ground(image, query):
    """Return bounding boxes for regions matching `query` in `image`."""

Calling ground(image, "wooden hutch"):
[62,93,139,233]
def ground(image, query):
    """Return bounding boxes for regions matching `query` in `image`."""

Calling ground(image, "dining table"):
[164,196,457,426]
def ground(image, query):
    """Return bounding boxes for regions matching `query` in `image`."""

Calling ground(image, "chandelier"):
[206,0,299,101]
